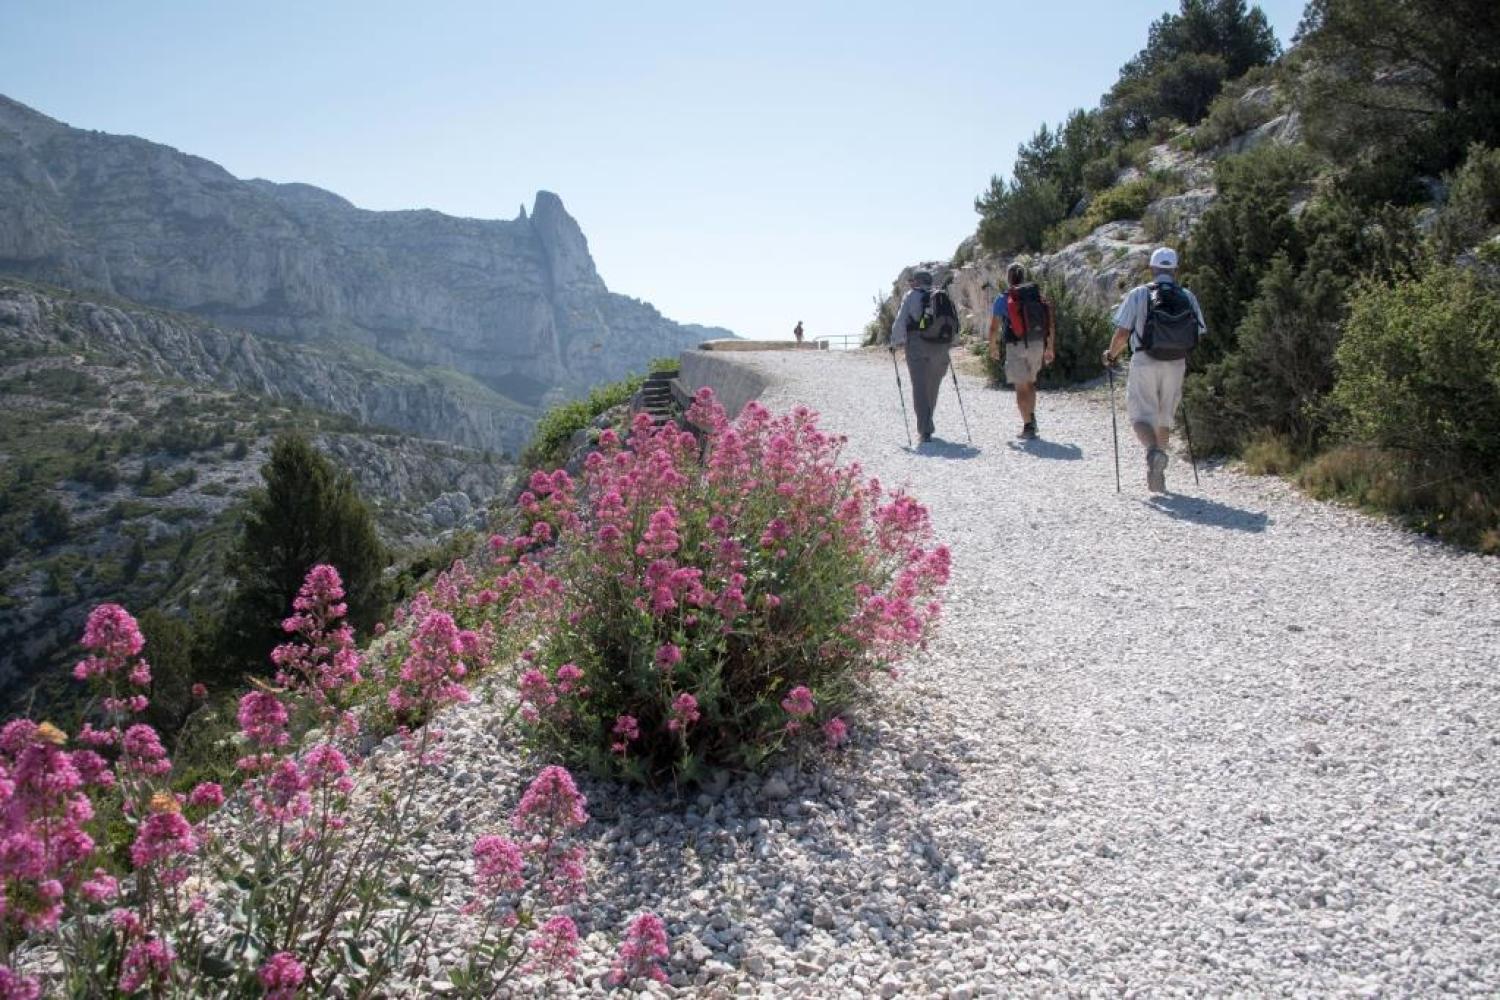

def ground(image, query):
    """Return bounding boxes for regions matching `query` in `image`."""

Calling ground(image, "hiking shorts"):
[1005,338,1045,385]
[1126,353,1186,428]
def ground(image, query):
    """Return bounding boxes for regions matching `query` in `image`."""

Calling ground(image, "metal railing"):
[812,334,867,352]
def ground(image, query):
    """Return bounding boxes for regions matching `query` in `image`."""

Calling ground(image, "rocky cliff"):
[0,95,732,448]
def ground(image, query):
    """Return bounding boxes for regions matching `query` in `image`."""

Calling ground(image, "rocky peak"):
[528,190,604,294]
[0,95,64,142]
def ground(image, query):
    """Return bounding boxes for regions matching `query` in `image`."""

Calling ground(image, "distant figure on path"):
[889,270,951,444]
[988,262,1055,439]
[1102,246,1207,492]
[793,320,804,344]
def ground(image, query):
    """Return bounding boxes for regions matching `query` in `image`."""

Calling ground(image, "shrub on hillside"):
[499,391,949,784]
[1331,264,1500,477]
[520,372,647,472]
[1431,144,1500,261]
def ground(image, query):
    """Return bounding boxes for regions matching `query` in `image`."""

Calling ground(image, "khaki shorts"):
[1005,339,1045,385]
[1126,353,1187,427]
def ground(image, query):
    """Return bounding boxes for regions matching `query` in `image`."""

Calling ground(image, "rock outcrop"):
[0,94,731,447]
[878,88,1303,330]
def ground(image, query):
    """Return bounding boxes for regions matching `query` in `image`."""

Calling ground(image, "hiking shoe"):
[920,432,933,443]
[1146,447,1169,493]
[1021,420,1038,440]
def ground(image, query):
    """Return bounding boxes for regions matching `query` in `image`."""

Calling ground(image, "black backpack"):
[1003,283,1050,344]
[1140,282,1200,361]
[907,288,959,344]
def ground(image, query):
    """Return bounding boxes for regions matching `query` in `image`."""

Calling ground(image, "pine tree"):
[221,433,387,676]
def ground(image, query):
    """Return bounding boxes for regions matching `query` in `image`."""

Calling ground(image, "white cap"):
[1149,246,1179,270]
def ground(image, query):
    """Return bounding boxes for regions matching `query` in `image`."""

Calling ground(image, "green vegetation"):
[519,371,648,472]
[977,0,1280,256]
[221,433,389,680]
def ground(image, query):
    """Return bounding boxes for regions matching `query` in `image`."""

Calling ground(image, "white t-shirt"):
[1112,278,1207,353]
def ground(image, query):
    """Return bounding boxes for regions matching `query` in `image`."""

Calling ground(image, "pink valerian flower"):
[237,691,290,751]
[129,811,198,868]
[823,717,849,748]
[191,682,208,700]
[653,643,683,670]
[80,868,120,904]
[253,758,311,823]
[667,692,700,734]
[119,723,172,777]
[526,915,581,979]
[554,662,584,694]
[118,936,175,994]
[257,952,306,1000]
[187,782,225,810]
[610,715,640,754]
[72,603,147,683]
[471,835,525,899]
[302,743,353,796]
[512,766,588,839]
[0,967,41,1000]
[780,686,816,718]
[387,611,473,717]
[271,565,362,707]
[608,911,671,985]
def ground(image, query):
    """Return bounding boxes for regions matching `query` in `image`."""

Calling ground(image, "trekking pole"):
[948,363,973,445]
[889,348,913,448]
[1106,364,1122,493]
[1179,399,1201,486]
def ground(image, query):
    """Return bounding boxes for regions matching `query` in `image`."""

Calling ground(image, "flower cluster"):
[609,912,671,986]
[499,388,948,781]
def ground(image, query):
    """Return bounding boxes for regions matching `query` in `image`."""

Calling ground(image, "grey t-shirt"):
[889,287,928,348]
[1112,278,1207,352]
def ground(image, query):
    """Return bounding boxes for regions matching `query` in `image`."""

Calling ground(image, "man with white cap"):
[1101,246,1207,492]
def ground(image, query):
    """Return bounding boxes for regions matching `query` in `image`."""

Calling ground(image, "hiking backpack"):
[907,287,960,344]
[1003,283,1050,344]
[1139,282,1201,361]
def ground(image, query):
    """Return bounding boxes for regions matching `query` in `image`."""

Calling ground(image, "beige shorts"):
[1005,339,1045,385]
[1126,353,1187,427]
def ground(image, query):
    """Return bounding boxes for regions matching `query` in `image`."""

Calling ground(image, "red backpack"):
[1004,283,1050,344]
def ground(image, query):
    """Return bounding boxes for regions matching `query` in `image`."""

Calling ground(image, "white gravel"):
[378,349,1500,997]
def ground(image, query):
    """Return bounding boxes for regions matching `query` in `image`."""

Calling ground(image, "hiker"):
[988,263,1055,439]
[1102,246,1207,492]
[793,320,804,344]
[889,270,955,443]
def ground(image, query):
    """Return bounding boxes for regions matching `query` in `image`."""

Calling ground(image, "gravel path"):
[386,349,1499,997]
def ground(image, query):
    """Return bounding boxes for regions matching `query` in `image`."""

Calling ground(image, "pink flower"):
[610,714,640,754]
[471,835,525,897]
[237,691,289,750]
[526,915,581,979]
[667,692,700,733]
[130,811,198,867]
[120,723,171,777]
[609,911,671,985]
[822,717,849,748]
[80,603,145,660]
[780,685,815,718]
[190,683,208,700]
[387,610,472,716]
[187,781,224,809]
[653,643,683,670]
[80,868,120,904]
[257,951,306,1000]
[0,967,41,1000]
[512,766,588,837]
[118,937,174,994]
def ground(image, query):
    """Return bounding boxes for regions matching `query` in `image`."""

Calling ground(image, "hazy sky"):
[4,0,1307,342]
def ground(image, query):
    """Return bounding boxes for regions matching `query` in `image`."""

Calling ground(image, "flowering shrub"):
[0,572,602,997]
[500,389,950,782]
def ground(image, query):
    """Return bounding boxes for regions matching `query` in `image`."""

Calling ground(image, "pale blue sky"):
[3,0,1307,342]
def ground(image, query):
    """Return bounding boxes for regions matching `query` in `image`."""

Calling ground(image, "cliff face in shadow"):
[0,95,731,447]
